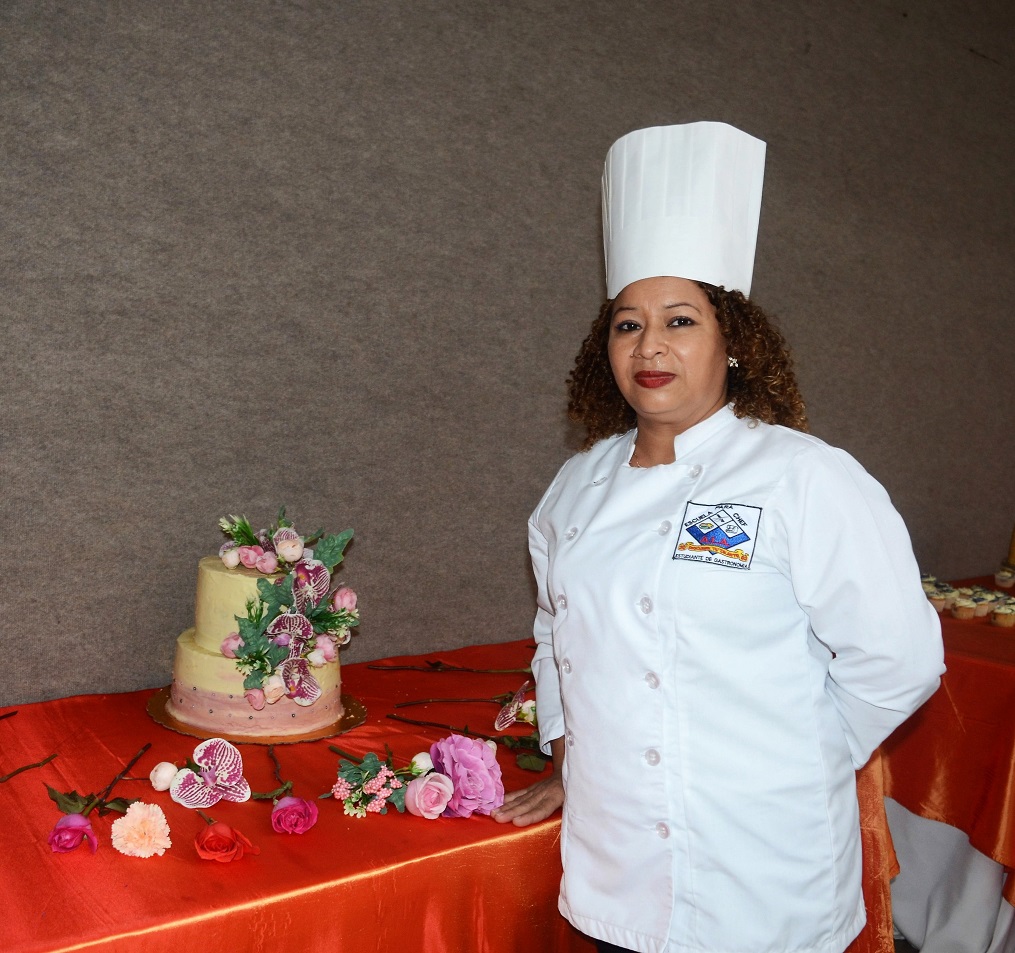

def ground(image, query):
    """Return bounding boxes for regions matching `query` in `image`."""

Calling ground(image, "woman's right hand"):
[492,736,565,827]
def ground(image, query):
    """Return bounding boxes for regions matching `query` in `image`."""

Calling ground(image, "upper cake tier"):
[193,556,282,653]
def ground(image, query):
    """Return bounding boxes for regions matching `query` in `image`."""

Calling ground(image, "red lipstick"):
[633,371,676,389]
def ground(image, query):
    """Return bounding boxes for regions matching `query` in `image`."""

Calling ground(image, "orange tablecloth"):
[881,580,1015,903]
[0,640,894,953]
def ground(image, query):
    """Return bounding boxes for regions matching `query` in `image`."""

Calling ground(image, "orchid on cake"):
[165,508,360,739]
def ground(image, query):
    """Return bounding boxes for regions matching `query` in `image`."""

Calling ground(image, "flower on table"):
[170,738,251,810]
[404,772,455,820]
[48,813,98,854]
[430,735,505,818]
[195,820,259,863]
[410,751,434,776]
[494,680,533,731]
[110,802,171,858]
[517,700,537,726]
[149,762,181,792]
[270,796,319,834]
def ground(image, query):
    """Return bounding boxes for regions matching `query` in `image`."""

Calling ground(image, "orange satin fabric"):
[0,639,895,953]
[881,577,1015,904]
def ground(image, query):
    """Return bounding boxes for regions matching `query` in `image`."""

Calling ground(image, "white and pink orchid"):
[279,657,322,707]
[292,559,330,613]
[267,611,313,651]
[169,738,251,810]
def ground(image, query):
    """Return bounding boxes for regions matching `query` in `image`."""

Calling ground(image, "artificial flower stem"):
[393,697,507,709]
[0,710,18,722]
[82,743,152,816]
[366,662,531,674]
[328,745,363,764]
[385,714,500,743]
[0,752,57,783]
[197,810,216,825]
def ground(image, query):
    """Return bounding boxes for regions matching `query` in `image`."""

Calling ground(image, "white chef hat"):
[602,122,767,299]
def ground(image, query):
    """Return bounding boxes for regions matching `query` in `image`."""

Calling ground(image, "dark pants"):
[594,941,637,953]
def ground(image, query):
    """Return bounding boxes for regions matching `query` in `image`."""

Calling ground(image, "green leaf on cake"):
[312,530,354,573]
[243,671,265,691]
[219,514,259,547]
[257,576,293,619]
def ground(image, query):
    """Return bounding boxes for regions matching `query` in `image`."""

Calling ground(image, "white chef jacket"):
[529,405,944,953]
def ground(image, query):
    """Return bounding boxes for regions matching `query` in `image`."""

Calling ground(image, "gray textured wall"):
[3,0,1012,706]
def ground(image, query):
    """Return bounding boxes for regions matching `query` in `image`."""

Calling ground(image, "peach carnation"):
[110,802,172,858]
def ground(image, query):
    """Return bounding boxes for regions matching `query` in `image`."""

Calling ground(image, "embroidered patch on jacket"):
[673,502,762,570]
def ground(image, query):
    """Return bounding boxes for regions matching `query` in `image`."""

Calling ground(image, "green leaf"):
[312,530,354,573]
[388,786,407,813]
[257,576,293,618]
[243,671,265,691]
[97,797,135,816]
[516,751,550,772]
[46,785,91,815]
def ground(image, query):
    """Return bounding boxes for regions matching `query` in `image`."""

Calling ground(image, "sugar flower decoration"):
[170,738,251,809]
[111,802,172,858]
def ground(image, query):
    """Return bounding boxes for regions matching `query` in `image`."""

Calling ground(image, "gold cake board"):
[146,686,367,745]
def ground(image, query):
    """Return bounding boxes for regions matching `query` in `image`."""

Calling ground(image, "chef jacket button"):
[561,658,572,674]
[689,464,703,478]
[566,730,575,747]
[565,526,578,540]
[639,596,653,614]
[644,748,661,766]
[556,594,567,610]
[657,520,672,535]
[644,671,660,689]
[655,822,670,839]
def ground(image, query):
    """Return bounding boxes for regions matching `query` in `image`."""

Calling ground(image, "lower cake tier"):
[166,628,344,737]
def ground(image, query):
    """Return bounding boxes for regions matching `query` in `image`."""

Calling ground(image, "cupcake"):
[973,594,997,617]
[928,591,948,613]
[996,569,1015,589]
[991,605,1015,628]
[950,598,977,620]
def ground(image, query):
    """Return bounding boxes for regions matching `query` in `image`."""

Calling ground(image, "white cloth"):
[529,406,944,953]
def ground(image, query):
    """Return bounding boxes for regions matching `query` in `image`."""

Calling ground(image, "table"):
[880,579,1015,952]
[0,640,895,953]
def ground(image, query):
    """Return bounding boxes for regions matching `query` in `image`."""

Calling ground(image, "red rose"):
[194,821,259,862]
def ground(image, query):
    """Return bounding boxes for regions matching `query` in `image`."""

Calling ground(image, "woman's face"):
[607,276,728,436]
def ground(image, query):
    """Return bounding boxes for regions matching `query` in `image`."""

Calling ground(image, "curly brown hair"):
[566,284,808,449]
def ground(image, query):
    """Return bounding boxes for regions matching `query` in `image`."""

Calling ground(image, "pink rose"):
[48,813,98,854]
[262,674,286,704]
[270,796,318,834]
[255,551,279,574]
[429,734,505,818]
[220,633,244,658]
[244,688,265,711]
[238,545,264,569]
[330,586,357,611]
[404,772,455,819]
[314,635,338,663]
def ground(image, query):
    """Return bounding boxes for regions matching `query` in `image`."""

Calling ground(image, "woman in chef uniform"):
[492,123,944,953]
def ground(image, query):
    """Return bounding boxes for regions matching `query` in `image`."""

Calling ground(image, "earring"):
[727,355,739,368]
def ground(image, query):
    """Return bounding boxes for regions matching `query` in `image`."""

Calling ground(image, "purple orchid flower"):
[494,680,534,731]
[279,657,322,707]
[266,611,313,651]
[292,559,330,614]
[169,738,252,810]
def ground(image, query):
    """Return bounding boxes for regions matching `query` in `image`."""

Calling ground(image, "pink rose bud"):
[270,796,319,834]
[330,586,357,612]
[221,547,241,569]
[272,528,305,564]
[238,545,264,569]
[263,674,286,705]
[220,633,244,659]
[48,813,98,854]
[149,762,181,791]
[255,551,279,574]
[244,689,266,711]
[306,648,327,667]
[404,772,455,820]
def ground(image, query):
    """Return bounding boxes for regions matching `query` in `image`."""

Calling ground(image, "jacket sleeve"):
[529,515,564,755]
[769,444,945,768]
